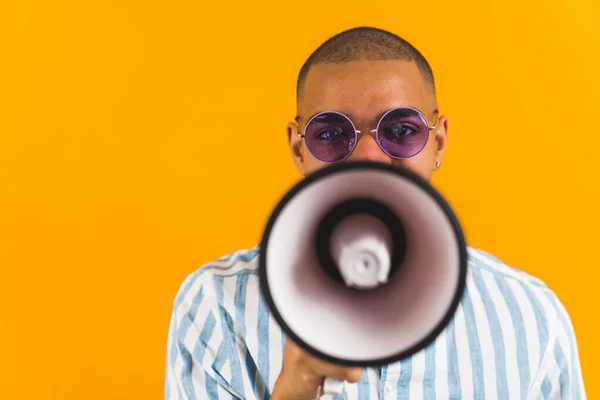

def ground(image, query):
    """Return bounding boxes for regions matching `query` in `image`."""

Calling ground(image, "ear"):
[433,114,449,166]
[287,120,306,176]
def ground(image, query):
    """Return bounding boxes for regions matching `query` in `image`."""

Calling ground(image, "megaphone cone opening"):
[258,161,469,367]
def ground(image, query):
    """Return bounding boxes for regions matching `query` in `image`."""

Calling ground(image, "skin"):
[272,60,450,400]
[288,59,447,181]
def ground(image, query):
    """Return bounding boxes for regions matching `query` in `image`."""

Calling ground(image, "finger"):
[284,339,363,383]
[316,365,363,383]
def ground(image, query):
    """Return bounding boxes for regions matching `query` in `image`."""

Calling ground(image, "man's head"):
[287,27,448,181]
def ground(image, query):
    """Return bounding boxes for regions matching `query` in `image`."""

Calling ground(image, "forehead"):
[300,60,434,123]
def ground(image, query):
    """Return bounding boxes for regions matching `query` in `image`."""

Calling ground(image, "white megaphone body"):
[258,161,468,398]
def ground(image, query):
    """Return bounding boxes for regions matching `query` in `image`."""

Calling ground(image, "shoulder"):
[166,245,263,365]
[465,245,576,343]
[171,245,261,313]
[165,247,265,398]
[465,247,585,395]
[168,245,262,341]
[467,246,548,289]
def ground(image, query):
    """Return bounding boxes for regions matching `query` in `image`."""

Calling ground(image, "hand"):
[270,338,363,400]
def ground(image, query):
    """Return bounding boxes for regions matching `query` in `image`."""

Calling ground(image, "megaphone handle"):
[321,377,346,397]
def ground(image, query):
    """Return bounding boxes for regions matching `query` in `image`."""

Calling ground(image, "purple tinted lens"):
[304,112,357,162]
[377,108,430,158]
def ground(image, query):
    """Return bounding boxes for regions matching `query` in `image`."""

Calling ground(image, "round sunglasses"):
[294,107,439,163]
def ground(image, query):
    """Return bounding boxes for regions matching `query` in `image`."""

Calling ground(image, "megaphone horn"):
[259,161,468,397]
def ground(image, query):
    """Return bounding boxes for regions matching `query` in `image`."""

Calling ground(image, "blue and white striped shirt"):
[165,245,586,399]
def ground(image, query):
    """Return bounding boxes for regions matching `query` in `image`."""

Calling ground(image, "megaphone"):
[258,161,468,397]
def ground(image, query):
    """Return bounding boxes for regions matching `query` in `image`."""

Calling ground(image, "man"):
[165,27,586,399]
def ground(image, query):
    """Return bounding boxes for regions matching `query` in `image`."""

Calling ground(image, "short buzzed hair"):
[297,26,436,104]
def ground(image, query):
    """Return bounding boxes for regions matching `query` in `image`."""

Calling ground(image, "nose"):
[348,132,392,164]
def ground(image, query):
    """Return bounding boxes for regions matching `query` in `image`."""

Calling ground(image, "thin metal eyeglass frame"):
[293,107,440,162]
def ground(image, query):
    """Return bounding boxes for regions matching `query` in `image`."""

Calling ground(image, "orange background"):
[1,0,598,399]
